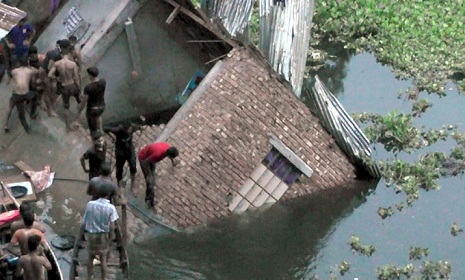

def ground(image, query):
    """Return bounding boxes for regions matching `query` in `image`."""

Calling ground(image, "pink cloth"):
[24,165,52,193]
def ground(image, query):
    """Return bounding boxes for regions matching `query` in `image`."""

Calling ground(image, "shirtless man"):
[15,235,51,280]
[69,35,82,71]
[39,40,63,117]
[4,61,38,133]
[49,46,81,131]
[11,202,46,236]
[8,211,47,256]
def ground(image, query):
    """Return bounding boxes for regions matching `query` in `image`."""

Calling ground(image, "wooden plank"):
[14,160,34,173]
[124,18,142,77]
[0,162,37,205]
[166,4,181,24]
[0,181,19,208]
[162,0,237,47]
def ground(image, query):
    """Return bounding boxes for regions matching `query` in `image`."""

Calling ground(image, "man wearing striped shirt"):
[82,192,119,280]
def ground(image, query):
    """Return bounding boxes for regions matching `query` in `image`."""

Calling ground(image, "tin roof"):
[0,3,27,39]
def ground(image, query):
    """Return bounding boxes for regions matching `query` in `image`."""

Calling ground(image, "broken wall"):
[96,1,214,123]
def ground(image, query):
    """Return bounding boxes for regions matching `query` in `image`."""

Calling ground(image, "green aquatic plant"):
[312,0,465,96]
[409,247,429,261]
[376,264,415,280]
[338,261,350,276]
[348,235,375,257]
[377,207,394,219]
[450,222,463,237]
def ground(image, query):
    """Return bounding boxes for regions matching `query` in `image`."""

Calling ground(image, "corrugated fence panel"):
[311,75,381,178]
[258,0,315,98]
[202,0,255,37]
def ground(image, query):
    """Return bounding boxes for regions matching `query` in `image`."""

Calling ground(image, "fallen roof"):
[0,3,27,39]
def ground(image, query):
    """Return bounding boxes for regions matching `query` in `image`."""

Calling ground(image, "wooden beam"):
[124,18,142,77]
[187,39,225,43]
[162,0,237,47]
[166,4,181,24]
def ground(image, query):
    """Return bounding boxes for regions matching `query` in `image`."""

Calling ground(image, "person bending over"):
[137,142,179,207]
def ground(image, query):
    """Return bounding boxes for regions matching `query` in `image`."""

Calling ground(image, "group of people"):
[2,16,106,134]
[0,203,51,279]
[80,123,180,207]
[0,15,182,280]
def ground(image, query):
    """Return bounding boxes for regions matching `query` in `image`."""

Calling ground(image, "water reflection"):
[129,180,377,279]
[306,41,355,97]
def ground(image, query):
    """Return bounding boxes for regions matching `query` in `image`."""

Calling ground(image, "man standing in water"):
[138,142,179,207]
[81,130,107,180]
[4,60,38,133]
[74,67,106,133]
[82,191,119,280]
[49,44,81,131]
[15,235,52,280]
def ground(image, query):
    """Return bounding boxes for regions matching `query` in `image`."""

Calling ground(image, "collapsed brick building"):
[130,46,365,230]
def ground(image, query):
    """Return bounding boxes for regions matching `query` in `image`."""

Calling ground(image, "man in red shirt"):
[137,142,179,207]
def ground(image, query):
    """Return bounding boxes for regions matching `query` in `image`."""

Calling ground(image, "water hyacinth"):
[311,0,465,96]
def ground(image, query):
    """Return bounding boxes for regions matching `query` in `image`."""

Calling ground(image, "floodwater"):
[0,47,464,279]
[128,50,465,279]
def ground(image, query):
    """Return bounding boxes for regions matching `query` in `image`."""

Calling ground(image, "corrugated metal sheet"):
[258,0,314,98]
[201,0,255,37]
[0,3,27,39]
[310,75,381,178]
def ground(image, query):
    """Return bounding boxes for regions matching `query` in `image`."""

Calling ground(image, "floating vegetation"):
[409,247,429,261]
[338,261,350,276]
[312,0,465,96]
[450,222,463,237]
[377,207,394,219]
[348,235,375,257]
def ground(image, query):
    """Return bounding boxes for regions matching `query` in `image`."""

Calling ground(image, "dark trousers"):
[10,92,37,131]
[115,150,137,182]
[139,159,155,206]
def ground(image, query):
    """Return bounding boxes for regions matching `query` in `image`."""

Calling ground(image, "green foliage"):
[376,264,415,280]
[338,261,350,276]
[379,152,445,205]
[409,247,429,261]
[190,0,201,7]
[312,0,465,96]
[377,207,394,219]
[421,261,451,278]
[249,2,260,45]
[349,235,375,257]
[450,222,463,237]
[376,260,450,279]
[354,112,449,154]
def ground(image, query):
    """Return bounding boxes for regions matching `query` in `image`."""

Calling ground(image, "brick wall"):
[132,47,358,229]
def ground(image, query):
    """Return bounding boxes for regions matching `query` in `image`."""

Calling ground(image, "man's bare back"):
[16,252,51,280]
[12,66,37,95]
[50,55,80,88]
[10,228,46,255]
[11,219,46,236]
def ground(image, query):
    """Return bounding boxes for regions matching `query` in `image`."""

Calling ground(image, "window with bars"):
[228,136,313,213]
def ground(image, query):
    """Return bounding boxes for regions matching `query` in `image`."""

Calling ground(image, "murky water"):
[128,51,465,279]
[1,47,463,279]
